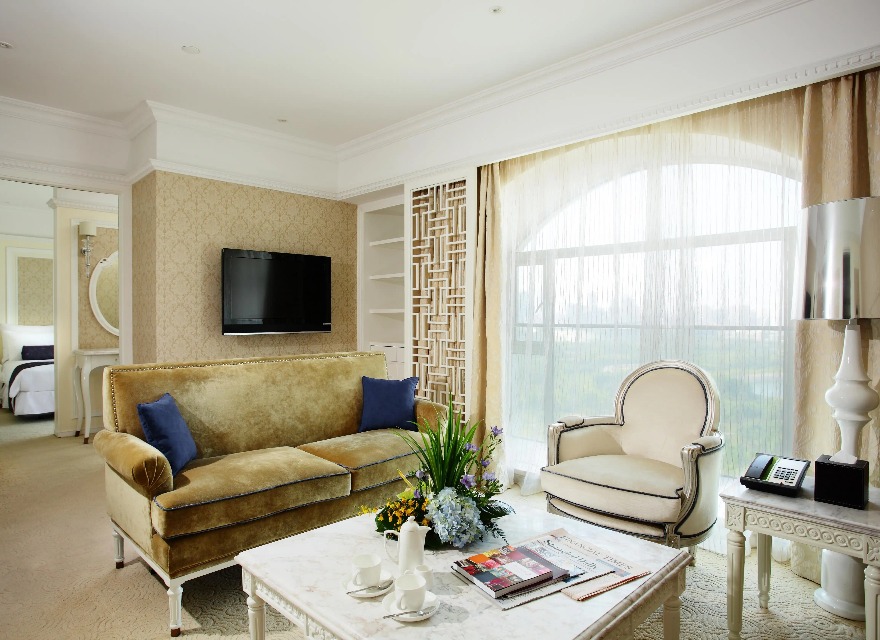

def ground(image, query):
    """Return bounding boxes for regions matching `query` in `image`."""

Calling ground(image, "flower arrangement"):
[373,401,513,548]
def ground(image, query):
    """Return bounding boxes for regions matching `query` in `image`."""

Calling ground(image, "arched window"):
[499,127,802,489]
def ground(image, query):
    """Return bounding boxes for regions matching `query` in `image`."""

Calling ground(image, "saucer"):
[344,570,393,598]
[382,590,439,622]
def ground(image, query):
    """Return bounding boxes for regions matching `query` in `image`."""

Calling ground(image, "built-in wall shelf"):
[369,237,405,247]
[369,308,405,315]
[359,199,406,358]
[369,272,405,281]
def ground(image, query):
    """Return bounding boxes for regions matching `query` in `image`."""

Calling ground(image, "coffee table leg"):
[663,594,681,639]
[865,565,880,640]
[757,533,771,609]
[727,530,746,640]
[247,594,266,640]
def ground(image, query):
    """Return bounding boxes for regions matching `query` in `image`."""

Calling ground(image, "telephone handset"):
[740,453,810,496]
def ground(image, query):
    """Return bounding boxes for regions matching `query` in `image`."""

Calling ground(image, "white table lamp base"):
[814,321,878,621]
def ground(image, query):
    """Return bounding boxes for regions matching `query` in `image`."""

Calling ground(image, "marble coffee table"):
[236,508,690,640]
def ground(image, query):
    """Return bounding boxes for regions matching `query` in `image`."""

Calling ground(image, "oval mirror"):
[89,250,119,336]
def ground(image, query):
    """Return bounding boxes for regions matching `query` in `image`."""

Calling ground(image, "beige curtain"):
[793,68,880,476]
[472,164,506,480]
[791,68,880,583]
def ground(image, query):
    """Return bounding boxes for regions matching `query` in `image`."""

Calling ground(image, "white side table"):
[722,477,880,640]
[73,348,119,444]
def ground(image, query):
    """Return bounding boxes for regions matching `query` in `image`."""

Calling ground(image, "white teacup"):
[403,564,433,591]
[352,553,382,587]
[394,572,426,611]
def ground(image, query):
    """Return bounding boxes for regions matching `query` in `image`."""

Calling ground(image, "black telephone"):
[740,453,810,496]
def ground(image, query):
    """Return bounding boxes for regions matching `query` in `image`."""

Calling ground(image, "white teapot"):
[384,516,430,575]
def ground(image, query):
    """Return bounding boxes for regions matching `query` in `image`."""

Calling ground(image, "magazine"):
[450,529,651,609]
[451,542,570,598]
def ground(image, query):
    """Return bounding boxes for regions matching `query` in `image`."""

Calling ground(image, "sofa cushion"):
[137,393,197,476]
[297,430,420,492]
[541,454,684,524]
[151,447,350,538]
[359,376,419,432]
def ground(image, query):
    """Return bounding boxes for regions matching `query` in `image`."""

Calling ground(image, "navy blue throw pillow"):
[136,393,197,476]
[359,376,419,432]
[21,345,54,360]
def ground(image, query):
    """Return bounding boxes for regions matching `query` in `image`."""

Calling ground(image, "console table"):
[722,477,880,640]
[73,348,119,444]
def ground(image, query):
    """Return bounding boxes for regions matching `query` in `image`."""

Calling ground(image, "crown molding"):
[337,43,880,200]
[0,95,129,140]
[49,187,118,214]
[0,154,129,190]
[122,101,157,139]
[127,159,337,201]
[47,198,118,214]
[336,0,811,160]
[143,101,337,162]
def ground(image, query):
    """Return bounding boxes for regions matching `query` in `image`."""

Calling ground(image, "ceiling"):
[0,0,725,147]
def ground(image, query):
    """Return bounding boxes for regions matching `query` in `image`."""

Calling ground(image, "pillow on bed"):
[21,345,54,360]
[137,393,197,476]
[0,325,54,363]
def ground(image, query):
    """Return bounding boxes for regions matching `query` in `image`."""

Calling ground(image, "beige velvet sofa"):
[93,351,442,637]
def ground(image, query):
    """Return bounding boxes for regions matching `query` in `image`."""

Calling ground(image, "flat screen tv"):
[222,248,331,335]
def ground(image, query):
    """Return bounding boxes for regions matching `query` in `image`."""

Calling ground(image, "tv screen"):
[222,248,331,334]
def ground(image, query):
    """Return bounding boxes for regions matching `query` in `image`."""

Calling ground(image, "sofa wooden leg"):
[687,546,697,566]
[168,582,182,637]
[113,529,124,569]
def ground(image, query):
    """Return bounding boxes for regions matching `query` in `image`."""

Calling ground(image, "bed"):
[0,324,55,416]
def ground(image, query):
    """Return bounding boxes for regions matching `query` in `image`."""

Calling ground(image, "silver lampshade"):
[794,196,880,321]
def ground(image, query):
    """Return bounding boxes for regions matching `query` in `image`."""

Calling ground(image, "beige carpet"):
[0,412,865,639]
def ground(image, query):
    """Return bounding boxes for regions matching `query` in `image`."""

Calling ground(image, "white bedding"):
[3,359,55,415]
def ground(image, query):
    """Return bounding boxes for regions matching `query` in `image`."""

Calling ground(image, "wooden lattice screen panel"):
[410,180,467,414]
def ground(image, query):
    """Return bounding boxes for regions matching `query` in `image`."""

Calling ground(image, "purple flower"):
[414,489,422,500]
[460,474,476,489]
[465,443,478,452]
[415,469,425,479]
[484,472,496,482]
[491,426,503,437]
[480,459,490,467]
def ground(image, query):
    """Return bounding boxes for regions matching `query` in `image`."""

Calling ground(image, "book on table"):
[451,540,575,598]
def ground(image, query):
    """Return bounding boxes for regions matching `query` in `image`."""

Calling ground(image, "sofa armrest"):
[92,430,173,498]
[547,416,624,466]
[414,398,447,428]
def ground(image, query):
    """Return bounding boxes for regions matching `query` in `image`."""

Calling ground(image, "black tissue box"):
[814,455,869,510]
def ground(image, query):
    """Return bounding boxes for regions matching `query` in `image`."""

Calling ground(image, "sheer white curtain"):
[494,92,804,511]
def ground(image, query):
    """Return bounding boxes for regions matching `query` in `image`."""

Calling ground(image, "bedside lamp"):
[793,195,880,620]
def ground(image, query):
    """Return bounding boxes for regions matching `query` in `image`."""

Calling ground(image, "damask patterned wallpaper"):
[17,257,52,326]
[78,227,119,349]
[132,171,357,363]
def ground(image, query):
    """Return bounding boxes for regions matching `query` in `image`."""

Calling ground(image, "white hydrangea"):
[426,487,486,547]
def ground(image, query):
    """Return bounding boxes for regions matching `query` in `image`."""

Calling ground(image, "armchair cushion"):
[541,454,684,524]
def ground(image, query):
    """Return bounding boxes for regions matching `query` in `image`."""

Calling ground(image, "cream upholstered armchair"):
[540,360,723,551]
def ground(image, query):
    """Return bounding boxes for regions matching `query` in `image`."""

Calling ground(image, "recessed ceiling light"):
[490,6,502,14]
[181,45,201,55]
[0,41,13,49]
